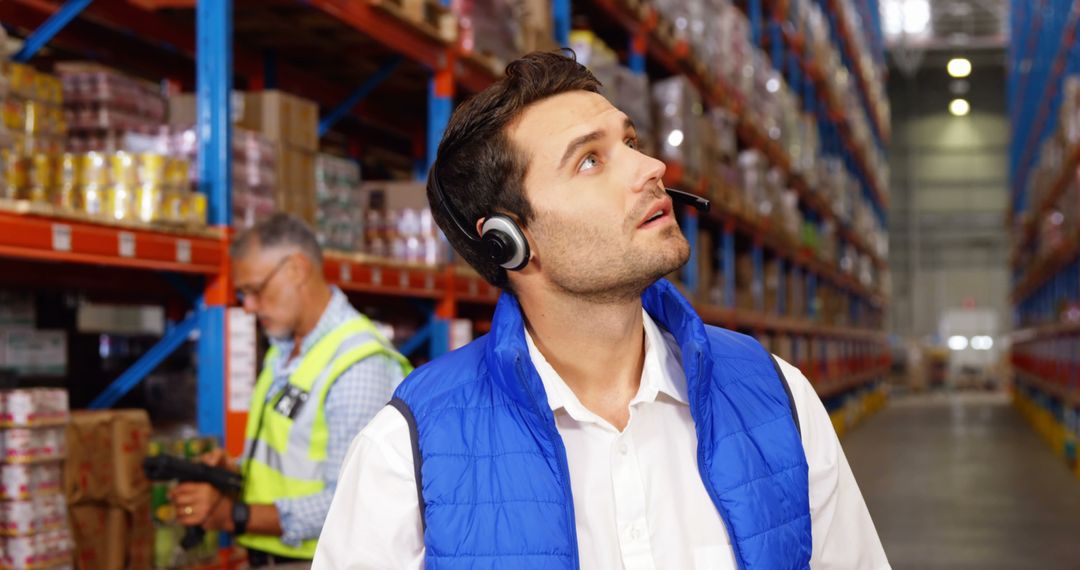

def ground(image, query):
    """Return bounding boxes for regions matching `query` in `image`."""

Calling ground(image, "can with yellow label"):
[187,192,208,225]
[81,152,109,188]
[107,185,135,221]
[27,154,53,203]
[135,184,163,223]
[136,153,167,187]
[110,152,136,187]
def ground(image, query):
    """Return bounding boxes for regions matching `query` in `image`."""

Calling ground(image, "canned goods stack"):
[315,153,364,250]
[172,126,277,229]
[57,63,168,154]
[146,436,221,569]
[9,150,204,226]
[0,389,73,570]
[0,63,66,202]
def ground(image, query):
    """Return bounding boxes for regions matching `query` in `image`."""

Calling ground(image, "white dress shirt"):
[314,311,890,569]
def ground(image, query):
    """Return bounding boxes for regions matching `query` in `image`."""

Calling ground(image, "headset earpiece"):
[481,215,530,271]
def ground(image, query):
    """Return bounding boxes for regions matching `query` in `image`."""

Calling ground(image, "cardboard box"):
[362,180,429,211]
[70,501,152,570]
[274,145,317,225]
[764,258,780,315]
[696,229,714,303]
[65,410,151,509]
[70,503,108,569]
[170,90,318,151]
[241,91,318,151]
[109,502,153,570]
[735,251,754,311]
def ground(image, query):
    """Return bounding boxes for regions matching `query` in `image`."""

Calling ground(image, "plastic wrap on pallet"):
[316,153,365,251]
[653,75,704,181]
[457,0,521,67]
[738,150,766,219]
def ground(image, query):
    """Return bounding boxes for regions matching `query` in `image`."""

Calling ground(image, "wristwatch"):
[232,502,250,535]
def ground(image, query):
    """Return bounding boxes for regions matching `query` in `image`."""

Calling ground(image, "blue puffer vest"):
[391,279,811,569]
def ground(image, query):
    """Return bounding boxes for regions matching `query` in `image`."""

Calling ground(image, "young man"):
[315,52,889,569]
[169,214,410,567]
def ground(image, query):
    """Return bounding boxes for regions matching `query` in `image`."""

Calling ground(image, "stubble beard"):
[542,218,691,305]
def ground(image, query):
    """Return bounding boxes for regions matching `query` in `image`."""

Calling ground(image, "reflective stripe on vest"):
[237,317,412,559]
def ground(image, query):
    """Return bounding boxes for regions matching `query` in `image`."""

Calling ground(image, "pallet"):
[369,0,458,44]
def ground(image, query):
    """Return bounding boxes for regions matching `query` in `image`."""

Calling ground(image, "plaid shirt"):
[262,287,405,547]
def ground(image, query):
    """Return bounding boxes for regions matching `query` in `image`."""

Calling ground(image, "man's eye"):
[579,154,599,172]
[626,137,639,150]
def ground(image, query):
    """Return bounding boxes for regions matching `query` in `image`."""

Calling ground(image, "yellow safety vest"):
[237,316,412,559]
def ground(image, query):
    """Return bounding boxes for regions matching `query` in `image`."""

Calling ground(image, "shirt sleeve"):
[774,356,891,570]
[312,405,425,569]
[275,354,406,547]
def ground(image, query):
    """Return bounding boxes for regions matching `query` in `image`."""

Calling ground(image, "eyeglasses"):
[236,255,292,305]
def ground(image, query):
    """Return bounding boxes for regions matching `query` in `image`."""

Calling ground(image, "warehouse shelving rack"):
[1008,0,1080,476]
[585,0,890,417]
[1,0,889,456]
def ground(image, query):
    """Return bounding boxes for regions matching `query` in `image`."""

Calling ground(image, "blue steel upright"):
[196,0,233,441]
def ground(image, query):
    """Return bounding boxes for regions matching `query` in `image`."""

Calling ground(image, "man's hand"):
[170,482,235,532]
[199,448,238,473]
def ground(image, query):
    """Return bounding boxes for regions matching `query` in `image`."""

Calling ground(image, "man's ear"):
[291,253,317,282]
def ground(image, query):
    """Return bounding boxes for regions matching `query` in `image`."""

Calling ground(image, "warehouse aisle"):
[843,392,1080,569]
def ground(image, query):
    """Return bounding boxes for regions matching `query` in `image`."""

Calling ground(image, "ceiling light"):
[949,98,970,116]
[667,129,684,148]
[883,0,932,38]
[971,336,994,351]
[948,336,969,351]
[948,58,972,78]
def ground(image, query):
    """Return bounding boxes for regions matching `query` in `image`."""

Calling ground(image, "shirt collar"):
[524,308,689,423]
[269,286,356,359]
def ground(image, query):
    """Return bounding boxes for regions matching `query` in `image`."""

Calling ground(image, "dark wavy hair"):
[427,50,602,288]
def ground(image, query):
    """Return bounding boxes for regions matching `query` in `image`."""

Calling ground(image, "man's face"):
[509,91,690,301]
[232,244,301,339]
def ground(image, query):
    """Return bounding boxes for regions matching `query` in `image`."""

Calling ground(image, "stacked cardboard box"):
[56,63,167,154]
[65,410,153,570]
[239,91,318,224]
[0,389,73,570]
[316,153,363,250]
[170,90,319,225]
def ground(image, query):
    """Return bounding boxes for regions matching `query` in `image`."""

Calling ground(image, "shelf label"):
[176,240,191,264]
[399,272,409,288]
[372,267,382,286]
[227,307,258,412]
[51,224,71,252]
[118,232,135,258]
[339,263,352,283]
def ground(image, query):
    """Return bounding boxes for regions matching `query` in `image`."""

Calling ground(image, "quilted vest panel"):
[393,280,811,569]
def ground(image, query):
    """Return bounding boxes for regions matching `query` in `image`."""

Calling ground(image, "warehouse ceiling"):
[883,0,1007,75]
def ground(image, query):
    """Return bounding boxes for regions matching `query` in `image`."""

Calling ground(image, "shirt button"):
[631,527,642,540]
[619,443,629,455]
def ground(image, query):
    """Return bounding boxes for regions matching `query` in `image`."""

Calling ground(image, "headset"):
[429,160,711,272]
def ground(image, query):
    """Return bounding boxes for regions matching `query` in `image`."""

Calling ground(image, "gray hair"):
[231,213,324,266]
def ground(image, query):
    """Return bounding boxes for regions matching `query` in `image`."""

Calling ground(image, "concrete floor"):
[843,391,1080,570]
